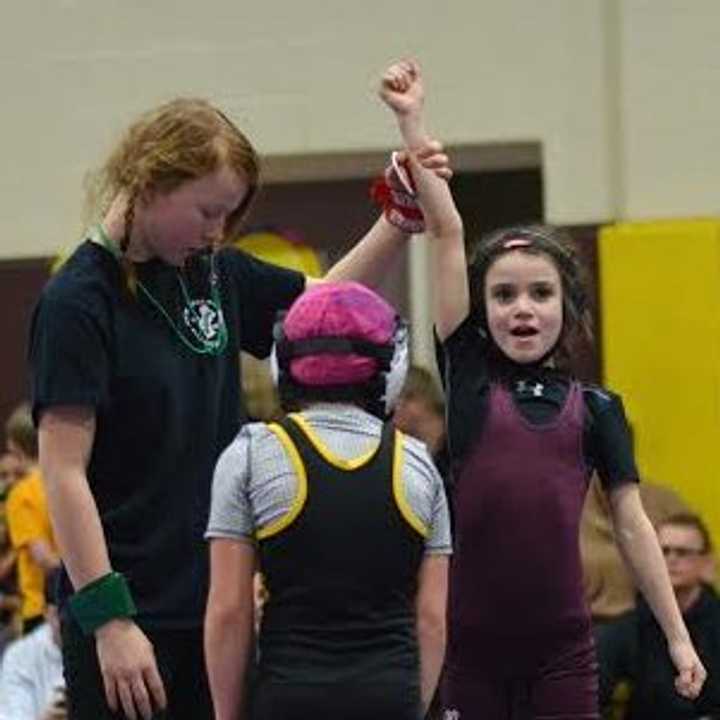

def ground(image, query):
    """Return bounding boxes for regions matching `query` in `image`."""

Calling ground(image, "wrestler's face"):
[134,165,249,267]
[485,250,563,365]
[658,524,710,593]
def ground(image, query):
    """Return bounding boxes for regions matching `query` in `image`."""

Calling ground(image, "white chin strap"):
[383,332,409,413]
[269,343,280,388]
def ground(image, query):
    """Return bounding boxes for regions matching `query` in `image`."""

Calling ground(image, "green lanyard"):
[90,225,229,356]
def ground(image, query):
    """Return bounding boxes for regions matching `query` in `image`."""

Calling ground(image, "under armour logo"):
[443,710,461,720]
[516,380,544,397]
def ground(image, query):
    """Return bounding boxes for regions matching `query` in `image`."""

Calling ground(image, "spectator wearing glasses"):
[598,513,720,719]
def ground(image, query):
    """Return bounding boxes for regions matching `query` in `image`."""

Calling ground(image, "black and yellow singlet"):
[257,413,425,699]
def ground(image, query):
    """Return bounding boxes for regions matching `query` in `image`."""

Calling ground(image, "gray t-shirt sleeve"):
[206,426,255,541]
[428,470,452,555]
[402,435,453,555]
[207,422,302,541]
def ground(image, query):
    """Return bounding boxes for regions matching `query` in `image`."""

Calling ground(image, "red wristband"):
[370,153,425,234]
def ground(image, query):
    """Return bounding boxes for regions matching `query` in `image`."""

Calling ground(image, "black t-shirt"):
[437,316,639,492]
[29,241,304,628]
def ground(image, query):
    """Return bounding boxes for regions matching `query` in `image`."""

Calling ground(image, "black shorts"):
[251,677,421,720]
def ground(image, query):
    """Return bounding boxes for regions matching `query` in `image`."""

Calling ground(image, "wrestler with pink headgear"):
[205,281,451,720]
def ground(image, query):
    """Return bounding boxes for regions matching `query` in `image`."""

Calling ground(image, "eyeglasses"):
[661,545,706,559]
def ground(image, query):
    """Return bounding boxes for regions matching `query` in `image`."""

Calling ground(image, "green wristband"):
[68,572,137,636]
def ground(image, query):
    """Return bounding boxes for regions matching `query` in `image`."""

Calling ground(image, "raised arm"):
[39,406,166,720]
[321,62,457,293]
[607,483,706,699]
[379,60,468,341]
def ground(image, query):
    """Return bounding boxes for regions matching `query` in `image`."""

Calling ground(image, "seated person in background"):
[205,282,451,720]
[581,475,693,623]
[598,512,720,720]
[393,365,446,455]
[4,404,60,634]
[0,568,66,720]
[0,452,25,498]
[242,354,284,422]
[0,453,23,654]
[392,364,448,480]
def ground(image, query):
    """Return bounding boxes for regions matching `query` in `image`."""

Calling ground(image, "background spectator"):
[4,404,59,634]
[581,475,692,623]
[0,453,22,655]
[0,568,65,720]
[598,513,720,720]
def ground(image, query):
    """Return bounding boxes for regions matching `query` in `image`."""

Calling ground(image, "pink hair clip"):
[503,237,533,250]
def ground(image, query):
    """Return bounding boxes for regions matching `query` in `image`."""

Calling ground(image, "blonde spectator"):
[581,475,692,622]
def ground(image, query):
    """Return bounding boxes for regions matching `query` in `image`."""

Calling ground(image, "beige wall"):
[619,1,720,218]
[0,1,717,259]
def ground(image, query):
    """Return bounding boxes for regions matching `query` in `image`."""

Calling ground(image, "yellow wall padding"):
[599,219,720,552]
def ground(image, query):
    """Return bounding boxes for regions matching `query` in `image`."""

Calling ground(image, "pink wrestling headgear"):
[271,282,409,416]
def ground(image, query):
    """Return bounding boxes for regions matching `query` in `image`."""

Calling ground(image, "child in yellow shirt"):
[5,403,59,633]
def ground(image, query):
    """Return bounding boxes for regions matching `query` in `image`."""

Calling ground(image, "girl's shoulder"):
[580,382,623,406]
[35,242,122,340]
[579,382,629,423]
[440,313,486,350]
[43,241,122,306]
